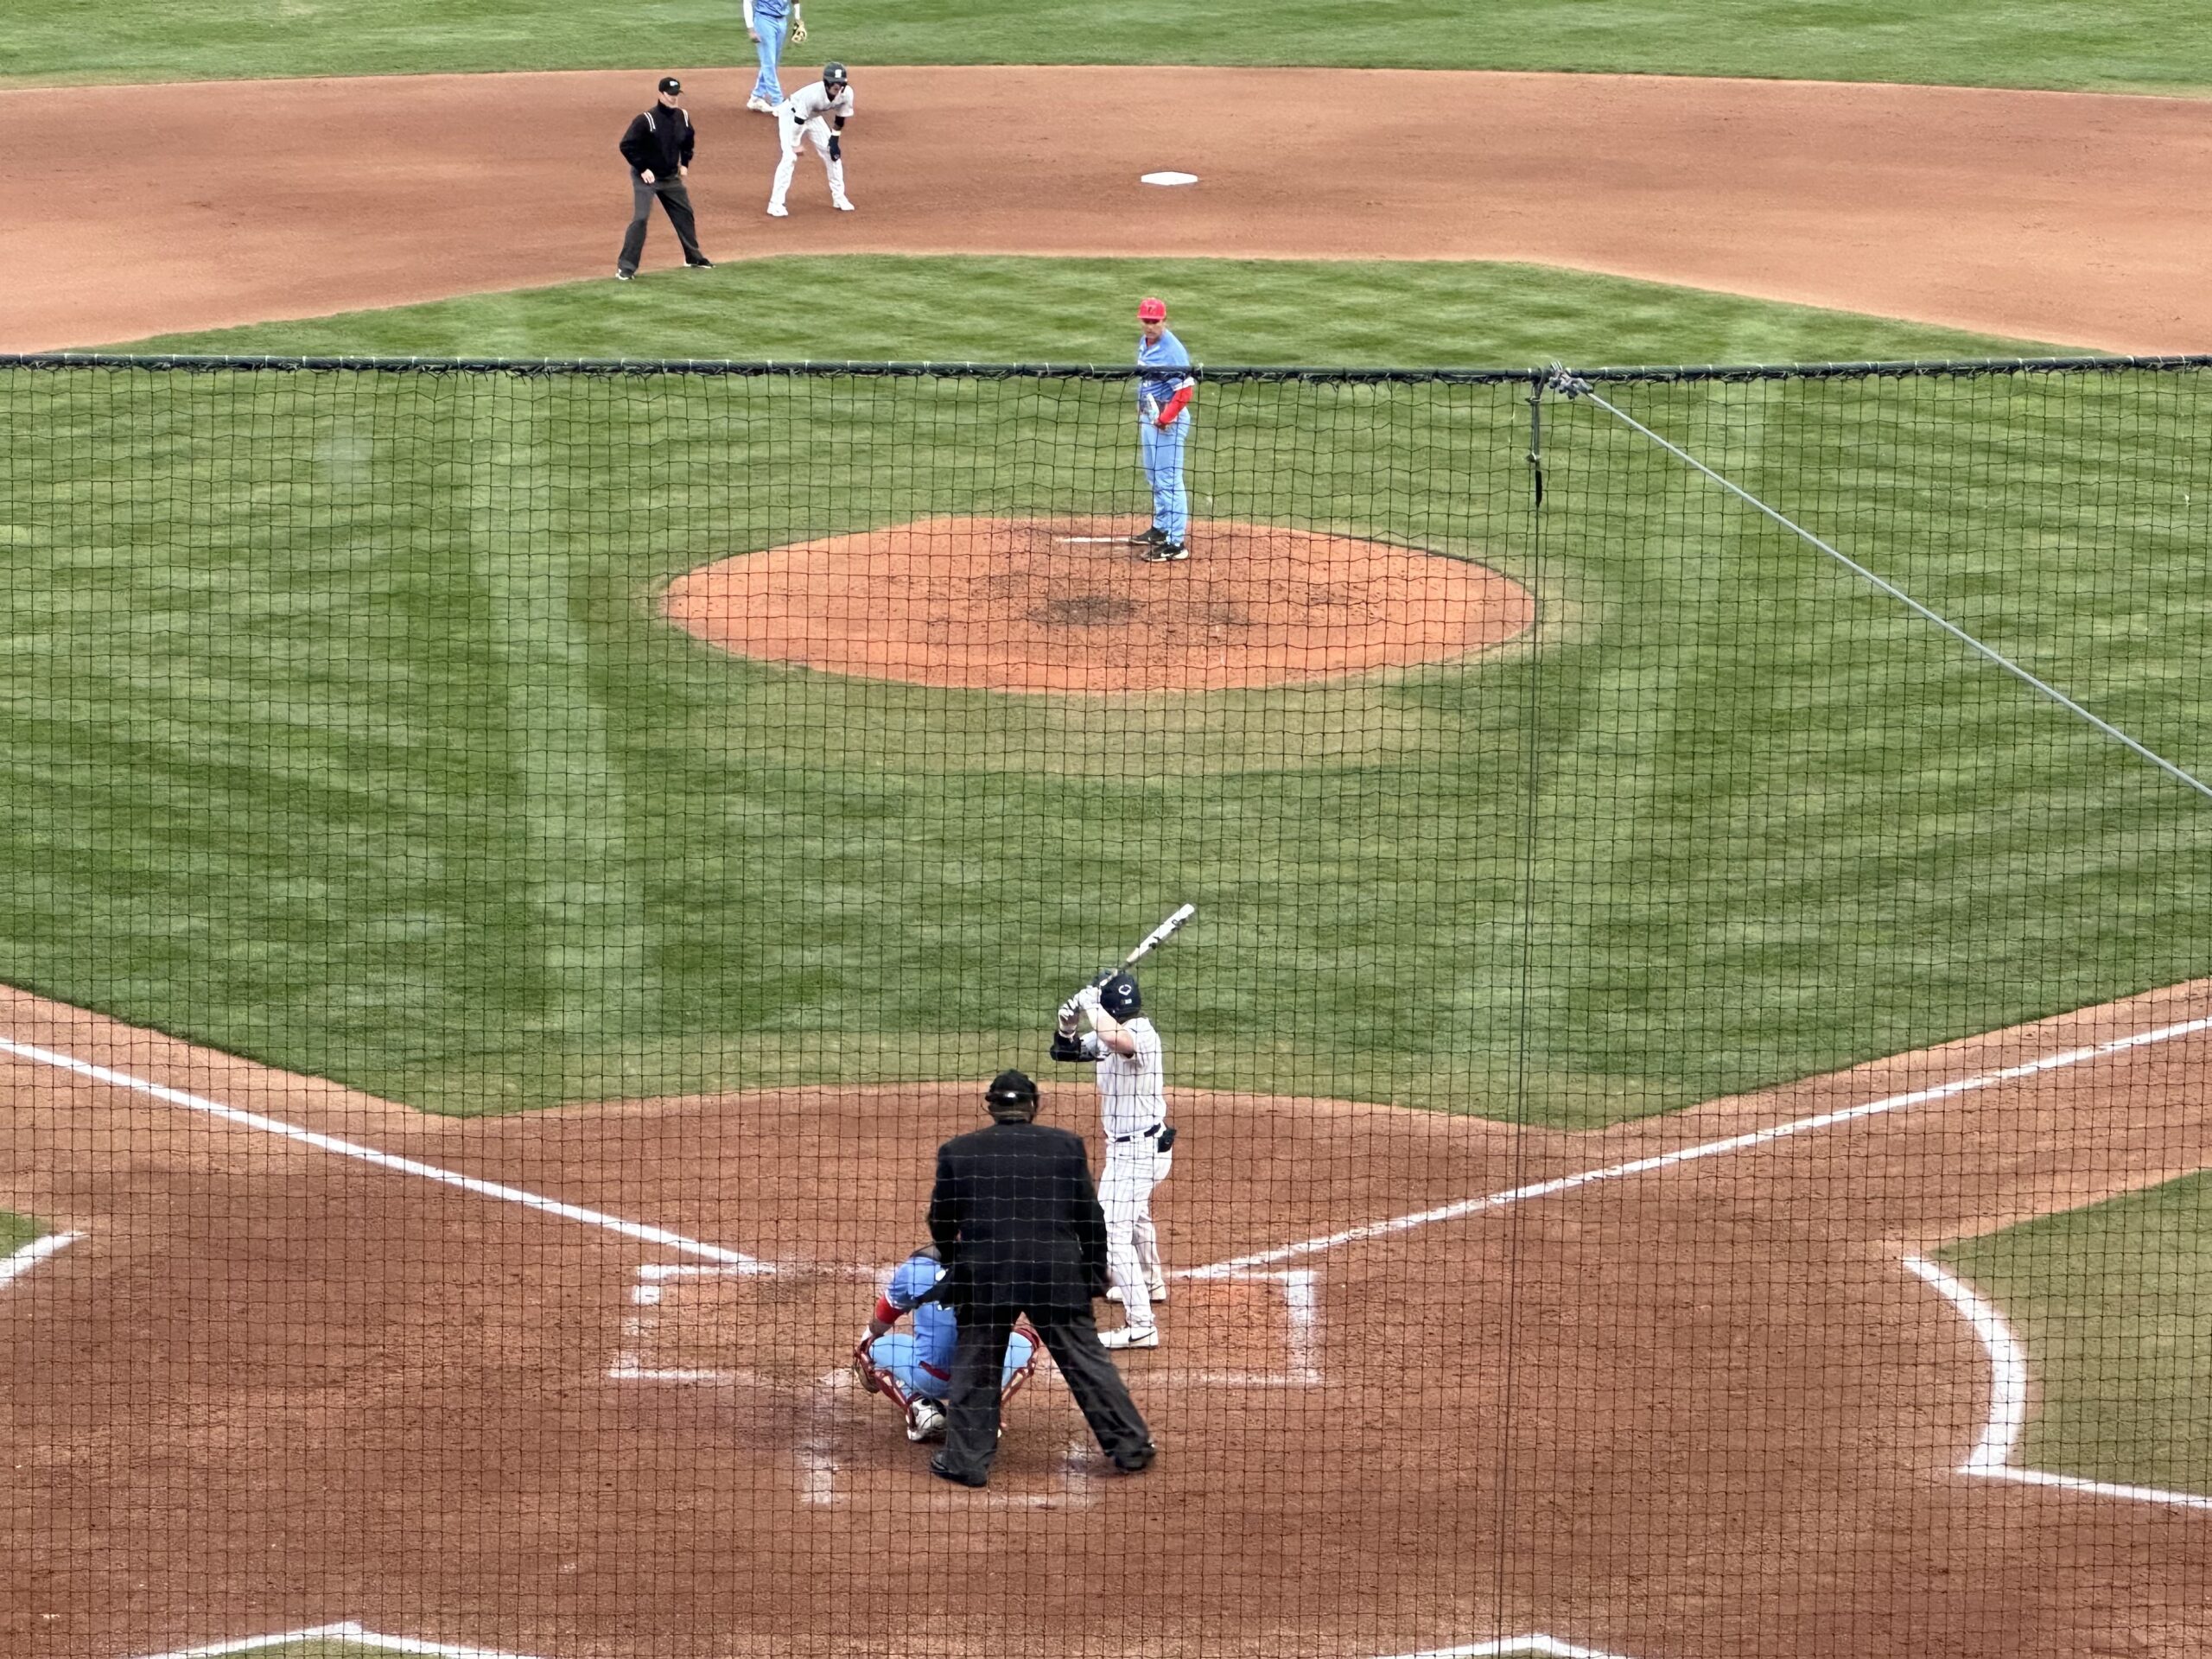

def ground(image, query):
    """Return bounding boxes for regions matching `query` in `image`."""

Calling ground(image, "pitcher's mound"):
[662,517,1535,694]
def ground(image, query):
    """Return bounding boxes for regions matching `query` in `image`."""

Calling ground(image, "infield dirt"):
[7,67,2212,352]
[6,980,2212,1657]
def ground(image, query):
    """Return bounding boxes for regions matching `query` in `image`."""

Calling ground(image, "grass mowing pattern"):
[1943,1173,2212,1497]
[111,255,2069,362]
[8,0,2212,93]
[3,356,2208,1122]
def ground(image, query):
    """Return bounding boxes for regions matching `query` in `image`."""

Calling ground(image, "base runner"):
[766,61,855,217]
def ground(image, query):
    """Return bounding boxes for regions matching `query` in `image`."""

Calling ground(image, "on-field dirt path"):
[4,67,2212,353]
[5,980,2212,1657]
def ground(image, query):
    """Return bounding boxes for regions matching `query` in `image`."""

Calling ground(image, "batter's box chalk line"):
[607,1261,1322,1389]
[1904,1255,2212,1513]
[135,1621,551,1658]
[0,1228,82,1288]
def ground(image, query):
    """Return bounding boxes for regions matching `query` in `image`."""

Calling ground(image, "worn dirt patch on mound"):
[660,516,1535,694]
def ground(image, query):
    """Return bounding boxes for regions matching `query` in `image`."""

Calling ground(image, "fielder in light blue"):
[868,1246,1036,1406]
[742,0,804,111]
[1134,296,1195,561]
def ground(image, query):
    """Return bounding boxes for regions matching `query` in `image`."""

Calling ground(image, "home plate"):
[1141,171,1199,187]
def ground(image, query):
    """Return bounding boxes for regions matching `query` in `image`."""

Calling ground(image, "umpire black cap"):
[658,75,683,94]
[985,1069,1039,1116]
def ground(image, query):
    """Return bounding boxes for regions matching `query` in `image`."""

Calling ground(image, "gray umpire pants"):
[937,1303,1150,1484]
[618,175,706,273]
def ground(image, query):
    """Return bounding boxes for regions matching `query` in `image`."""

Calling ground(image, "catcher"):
[851,1243,1039,1442]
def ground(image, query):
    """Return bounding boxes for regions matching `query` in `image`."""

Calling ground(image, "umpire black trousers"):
[618,175,707,273]
[938,1303,1150,1484]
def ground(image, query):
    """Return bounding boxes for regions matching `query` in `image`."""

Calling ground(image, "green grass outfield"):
[11,258,2212,1123]
[1943,1173,2212,1496]
[5,0,2210,93]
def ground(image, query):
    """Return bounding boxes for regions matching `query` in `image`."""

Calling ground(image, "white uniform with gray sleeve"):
[1065,994,1172,1337]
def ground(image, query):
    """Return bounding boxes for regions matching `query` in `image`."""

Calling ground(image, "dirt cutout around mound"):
[661,516,1535,693]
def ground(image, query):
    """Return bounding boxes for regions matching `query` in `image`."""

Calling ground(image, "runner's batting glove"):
[828,135,841,162]
[1142,396,1160,423]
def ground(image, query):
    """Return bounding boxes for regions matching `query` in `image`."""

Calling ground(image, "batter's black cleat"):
[1112,1442,1158,1475]
[1128,525,1168,546]
[1142,541,1189,563]
[929,1457,987,1489]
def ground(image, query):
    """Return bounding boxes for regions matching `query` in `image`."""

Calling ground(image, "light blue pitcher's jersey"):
[1137,329,1192,411]
[887,1252,957,1376]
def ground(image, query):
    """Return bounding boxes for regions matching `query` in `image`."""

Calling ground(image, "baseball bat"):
[1077,903,1197,995]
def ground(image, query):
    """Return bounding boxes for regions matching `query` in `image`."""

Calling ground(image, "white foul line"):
[135,1622,551,1658]
[1380,1634,1637,1658]
[1189,1013,2212,1277]
[0,1229,81,1287]
[0,1034,759,1268]
[1904,1254,2212,1512]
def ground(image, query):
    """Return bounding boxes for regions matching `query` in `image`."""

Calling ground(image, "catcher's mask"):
[1098,971,1141,1020]
[823,61,849,89]
[984,1068,1039,1120]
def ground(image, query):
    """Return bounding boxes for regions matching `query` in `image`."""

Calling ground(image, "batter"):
[1053,971,1176,1348]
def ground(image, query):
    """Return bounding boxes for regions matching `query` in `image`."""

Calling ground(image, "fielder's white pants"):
[770,114,848,210]
[1100,1141,1171,1332]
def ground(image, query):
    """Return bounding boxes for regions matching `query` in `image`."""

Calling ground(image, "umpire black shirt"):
[619,105,696,178]
[928,1119,1109,1313]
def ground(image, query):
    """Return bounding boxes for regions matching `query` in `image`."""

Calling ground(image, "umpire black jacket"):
[619,105,696,178]
[927,1119,1109,1313]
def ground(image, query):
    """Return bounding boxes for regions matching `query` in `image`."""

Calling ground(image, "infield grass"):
[7,267,2209,1122]
[1942,1173,2212,1497]
[7,0,2211,94]
[111,254,2067,363]
[0,1213,45,1256]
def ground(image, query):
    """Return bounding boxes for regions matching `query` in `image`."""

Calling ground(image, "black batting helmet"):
[984,1069,1039,1116]
[823,61,849,87]
[1098,972,1141,1020]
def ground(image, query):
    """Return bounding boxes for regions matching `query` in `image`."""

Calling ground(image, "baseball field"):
[4,3,2212,1656]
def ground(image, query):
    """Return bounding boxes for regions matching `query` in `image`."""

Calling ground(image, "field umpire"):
[925,1070,1156,1488]
[616,76,714,280]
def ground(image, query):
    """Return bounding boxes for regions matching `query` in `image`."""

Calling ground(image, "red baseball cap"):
[1137,296,1167,322]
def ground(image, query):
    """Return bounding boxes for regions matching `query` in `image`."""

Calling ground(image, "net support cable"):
[1546,366,2212,807]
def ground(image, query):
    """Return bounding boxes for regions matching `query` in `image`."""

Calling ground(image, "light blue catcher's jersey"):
[1137,328,1192,410]
[887,1252,957,1376]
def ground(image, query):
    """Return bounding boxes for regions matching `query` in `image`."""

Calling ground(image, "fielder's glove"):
[791,16,808,41]
[828,135,841,162]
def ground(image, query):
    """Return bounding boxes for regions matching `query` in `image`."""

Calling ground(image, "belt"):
[1109,1123,1162,1145]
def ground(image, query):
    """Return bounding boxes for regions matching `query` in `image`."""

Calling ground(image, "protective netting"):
[1,354,2209,1659]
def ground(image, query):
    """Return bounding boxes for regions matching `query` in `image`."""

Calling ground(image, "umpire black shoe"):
[1128,524,1167,546]
[614,268,634,282]
[1142,541,1190,563]
[687,257,715,269]
[1113,1442,1158,1476]
[929,1457,987,1489]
